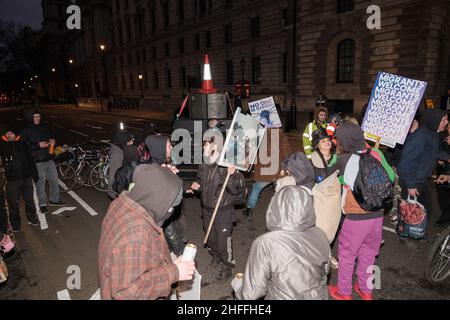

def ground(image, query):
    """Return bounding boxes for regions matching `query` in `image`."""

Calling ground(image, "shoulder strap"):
[316,151,329,178]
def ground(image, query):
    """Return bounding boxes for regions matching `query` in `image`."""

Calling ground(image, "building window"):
[252,56,261,84]
[224,0,233,9]
[127,53,132,65]
[116,0,120,13]
[166,68,172,89]
[142,49,146,62]
[144,71,149,90]
[177,0,184,21]
[165,42,170,57]
[122,75,126,90]
[224,24,232,44]
[195,33,200,50]
[181,67,187,87]
[150,9,156,32]
[115,76,119,90]
[282,53,288,83]
[206,30,211,48]
[129,74,135,90]
[282,8,289,27]
[199,0,207,17]
[154,71,159,89]
[179,38,184,54]
[226,60,234,85]
[125,21,131,42]
[337,0,354,14]
[136,50,141,64]
[337,39,355,83]
[120,55,124,67]
[251,16,260,39]
[163,2,169,29]
[152,46,157,59]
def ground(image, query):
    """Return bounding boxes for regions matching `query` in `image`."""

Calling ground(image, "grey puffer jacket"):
[237,185,331,300]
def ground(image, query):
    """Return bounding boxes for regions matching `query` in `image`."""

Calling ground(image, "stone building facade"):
[297,0,450,113]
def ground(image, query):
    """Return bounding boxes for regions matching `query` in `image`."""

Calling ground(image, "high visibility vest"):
[303,121,327,158]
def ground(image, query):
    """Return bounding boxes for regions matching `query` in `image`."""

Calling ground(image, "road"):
[0,104,449,300]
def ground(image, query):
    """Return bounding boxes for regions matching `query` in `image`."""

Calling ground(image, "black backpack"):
[353,150,394,212]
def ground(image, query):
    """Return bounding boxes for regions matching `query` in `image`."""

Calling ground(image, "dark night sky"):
[0,0,43,30]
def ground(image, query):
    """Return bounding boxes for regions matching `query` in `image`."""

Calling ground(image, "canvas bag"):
[313,171,342,243]
[0,256,8,283]
[397,195,428,239]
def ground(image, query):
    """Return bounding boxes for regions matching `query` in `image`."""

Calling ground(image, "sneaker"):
[12,226,22,233]
[328,285,352,300]
[243,208,254,218]
[27,219,40,227]
[40,206,49,214]
[49,201,66,207]
[330,256,339,270]
[354,282,373,301]
[216,263,233,281]
[208,254,221,267]
[0,234,15,253]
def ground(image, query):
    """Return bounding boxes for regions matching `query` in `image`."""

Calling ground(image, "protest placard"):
[362,72,427,148]
[248,96,282,128]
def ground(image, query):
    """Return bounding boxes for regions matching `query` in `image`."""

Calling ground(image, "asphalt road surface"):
[0,104,449,300]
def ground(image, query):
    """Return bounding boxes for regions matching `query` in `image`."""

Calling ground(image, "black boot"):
[243,208,254,218]
[216,262,233,281]
[208,254,221,267]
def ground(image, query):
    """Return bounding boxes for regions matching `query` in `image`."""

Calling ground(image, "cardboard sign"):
[362,72,427,148]
[248,97,282,128]
[218,108,266,172]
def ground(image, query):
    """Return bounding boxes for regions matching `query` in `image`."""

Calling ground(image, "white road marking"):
[33,183,48,230]
[85,124,103,130]
[53,124,64,129]
[383,226,396,234]
[58,180,99,216]
[89,288,101,300]
[50,115,58,119]
[16,117,23,121]
[51,207,77,215]
[69,129,89,137]
[57,289,71,300]
[124,125,144,131]
[93,120,111,125]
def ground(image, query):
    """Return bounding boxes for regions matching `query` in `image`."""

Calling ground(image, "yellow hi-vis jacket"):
[302,121,327,158]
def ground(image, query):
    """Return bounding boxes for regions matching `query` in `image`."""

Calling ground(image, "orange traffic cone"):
[198,54,217,94]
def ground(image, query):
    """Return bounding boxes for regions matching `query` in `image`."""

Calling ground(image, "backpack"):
[352,149,394,212]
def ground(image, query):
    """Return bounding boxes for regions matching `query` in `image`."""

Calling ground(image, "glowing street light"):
[51,68,56,72]
[99,44,106,51]
[35,75,38,78]
[69,59,74,64]
[75,83,79,88]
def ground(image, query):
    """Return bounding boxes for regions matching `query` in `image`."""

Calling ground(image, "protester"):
[235,185,330,300]
[145,134,172,165]
[243,129,292,218]
[190,139,246,281]
[310,128,337,183]
[0,130,40,232]
[112,145,142,195]
[21,111,65,213]
[303,107,328,159]
[397,109,449,217]
[98,164,195,300]
[326,113,343,141]
[328,122,394,300]
[435,124,450,227]
[107,130,134,200]
[281,151,316,189]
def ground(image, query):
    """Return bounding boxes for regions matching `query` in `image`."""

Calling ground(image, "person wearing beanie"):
[328,121,394,301]
[303,106,328,159]
[112,145,142,195]
[310,128,338,183]
[397,109,449,216]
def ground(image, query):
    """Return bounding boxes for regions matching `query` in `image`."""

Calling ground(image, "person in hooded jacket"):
[21,111,65,213]
[112,145,143,195]
[189,137,246,281]
[435,122,450,227]
[328,121,394,301]
[98,164,195,300]
[235,185,331,300]
[397,109,449,216]
[310,128,338,184]
[107,131,134,200]
[281,151,316,189]
[0,129,40,232]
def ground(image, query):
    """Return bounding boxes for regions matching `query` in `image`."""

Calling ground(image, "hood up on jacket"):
[421,109,446,133]
[146,135,168,165]
[122,145,140,165]
[114,131,133,150]
[128,164,183,227]
[335,121,366,153]
[282,152,316,189]
[266,185,315,233]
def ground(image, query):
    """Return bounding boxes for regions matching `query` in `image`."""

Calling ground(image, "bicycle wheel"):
[424,226,450,285]
[56,163,76,192]
[90,163,109,192]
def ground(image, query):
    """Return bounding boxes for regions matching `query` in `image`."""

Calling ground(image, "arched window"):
[337,39,355,83]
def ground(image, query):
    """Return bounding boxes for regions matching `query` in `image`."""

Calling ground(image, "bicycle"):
[424,225,450,285]
[89,151,110,192]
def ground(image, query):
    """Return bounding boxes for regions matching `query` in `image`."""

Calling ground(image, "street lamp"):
[51,68,57,101]
[138,74,144,99]
[75,83,80,108]
[52,68,56,72]
[35,75,38,78]
[69,59,74,64]
[99,44,109,111]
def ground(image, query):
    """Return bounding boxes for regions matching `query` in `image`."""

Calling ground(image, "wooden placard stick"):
[203,171,231,245]
[374,136,381,149]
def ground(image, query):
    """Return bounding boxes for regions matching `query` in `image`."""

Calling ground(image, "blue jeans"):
[246,181,271,209]
[36,160,60,207]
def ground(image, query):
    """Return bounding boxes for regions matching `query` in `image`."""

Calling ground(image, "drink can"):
[181,243,197,262]
[235,273,244,280]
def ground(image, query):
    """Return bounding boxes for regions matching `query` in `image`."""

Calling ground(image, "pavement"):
[0,104,449,300]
